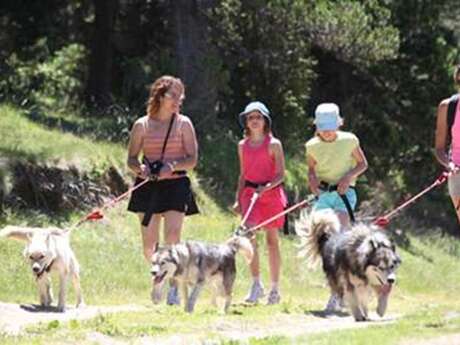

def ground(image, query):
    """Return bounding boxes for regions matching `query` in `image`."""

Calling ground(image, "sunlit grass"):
[0,104,125,171]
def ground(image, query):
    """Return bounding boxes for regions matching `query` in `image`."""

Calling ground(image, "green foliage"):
[0,40,86,109]
[306,0,399,65]
[208,0,317,147]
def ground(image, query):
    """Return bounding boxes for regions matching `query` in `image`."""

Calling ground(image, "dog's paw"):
[56,305,66,313]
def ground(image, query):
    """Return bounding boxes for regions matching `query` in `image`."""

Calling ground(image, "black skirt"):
[127,176,199,226]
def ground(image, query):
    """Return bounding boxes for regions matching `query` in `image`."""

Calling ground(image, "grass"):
[0,104,125,172]
[1,104,460,344]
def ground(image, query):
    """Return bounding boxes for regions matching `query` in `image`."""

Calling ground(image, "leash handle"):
[240,192,259,227]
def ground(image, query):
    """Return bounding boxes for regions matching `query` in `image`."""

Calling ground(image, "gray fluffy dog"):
[296,210,401,321]
[150,236,253,313]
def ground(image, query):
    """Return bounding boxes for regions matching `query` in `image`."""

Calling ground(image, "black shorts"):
[127,176,199,226]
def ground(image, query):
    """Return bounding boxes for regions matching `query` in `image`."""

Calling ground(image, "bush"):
[0,39,87,109]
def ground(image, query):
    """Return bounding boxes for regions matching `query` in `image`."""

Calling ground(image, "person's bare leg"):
[163,211,185,305]
[249,233,260,278]
[265,228,280,287]
[245,231,264,302]
[139,213,161,262]
[451,195,460,226]
[163,210,184,245]
[265,228,281,304]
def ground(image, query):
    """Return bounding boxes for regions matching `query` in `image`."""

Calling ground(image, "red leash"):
[373,171,450,227]
[72,177,150,228]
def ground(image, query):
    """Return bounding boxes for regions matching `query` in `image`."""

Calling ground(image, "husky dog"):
[297,210,401,321]
[150,236,253,313]
[0,226,84,312]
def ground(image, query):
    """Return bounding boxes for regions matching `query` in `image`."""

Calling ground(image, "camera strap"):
[143,113,176,171]
[159,113,176,161]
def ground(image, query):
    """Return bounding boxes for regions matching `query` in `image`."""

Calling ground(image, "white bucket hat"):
[314,103,343,131]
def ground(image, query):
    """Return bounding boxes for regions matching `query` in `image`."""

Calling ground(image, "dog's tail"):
[0,225,36,241]
[296,209,341,267]
[0,225,68,241]
[226,236,254,264]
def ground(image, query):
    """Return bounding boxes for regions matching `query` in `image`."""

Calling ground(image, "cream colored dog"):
[0,225,84,312]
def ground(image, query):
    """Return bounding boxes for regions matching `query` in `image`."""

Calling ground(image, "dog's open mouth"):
[152,271,167,285]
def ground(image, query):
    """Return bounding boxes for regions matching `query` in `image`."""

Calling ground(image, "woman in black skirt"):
[126,75,199,304]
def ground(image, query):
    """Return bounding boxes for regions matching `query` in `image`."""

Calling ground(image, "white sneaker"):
[245,282,264,303]
[324,293,341,313]
[166,285,180,306]
[266,289,281,305]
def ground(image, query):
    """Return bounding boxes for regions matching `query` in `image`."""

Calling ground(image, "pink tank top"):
[451,101,460,164]
[140,114,191,162]
[242,135,276,183]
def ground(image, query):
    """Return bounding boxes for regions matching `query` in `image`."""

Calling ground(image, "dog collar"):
[35,259,55,279]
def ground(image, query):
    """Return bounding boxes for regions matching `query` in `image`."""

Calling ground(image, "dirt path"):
[0,301,400,343]
[0,302,148,335]
[135,312,398,345]
[3,302,459,345]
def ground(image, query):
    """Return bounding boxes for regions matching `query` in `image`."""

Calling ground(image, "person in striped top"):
[127,75,199,305]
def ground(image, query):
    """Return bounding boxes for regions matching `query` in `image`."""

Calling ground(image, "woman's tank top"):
[140,114,191,162]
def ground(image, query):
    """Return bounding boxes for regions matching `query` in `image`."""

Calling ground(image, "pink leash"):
[239,192,260,228]
[373,171,450,227]
[243,195,317,234]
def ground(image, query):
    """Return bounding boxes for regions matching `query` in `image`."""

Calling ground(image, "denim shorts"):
[313,188,357,213]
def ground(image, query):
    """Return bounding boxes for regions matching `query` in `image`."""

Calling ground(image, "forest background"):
[1,0,460,233]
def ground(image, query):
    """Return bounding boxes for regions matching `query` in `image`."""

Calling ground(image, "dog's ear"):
[0,226,34,242]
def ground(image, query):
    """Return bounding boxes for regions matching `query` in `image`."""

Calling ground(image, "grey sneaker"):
[266,289,281,305]
[324,293,341,313]
[245,282,264,303]
[166,285,180,306]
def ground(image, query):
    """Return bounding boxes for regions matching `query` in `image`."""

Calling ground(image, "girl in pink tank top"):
[233,101,287,305]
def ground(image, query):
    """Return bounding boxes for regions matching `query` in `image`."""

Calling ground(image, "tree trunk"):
[172,0,217,127]
[86,0,119,108]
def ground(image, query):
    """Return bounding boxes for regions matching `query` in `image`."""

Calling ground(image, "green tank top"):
[305,131,359,186]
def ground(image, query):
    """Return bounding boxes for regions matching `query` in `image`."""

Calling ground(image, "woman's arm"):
[435,99,450,169]
[127,121,149,178]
